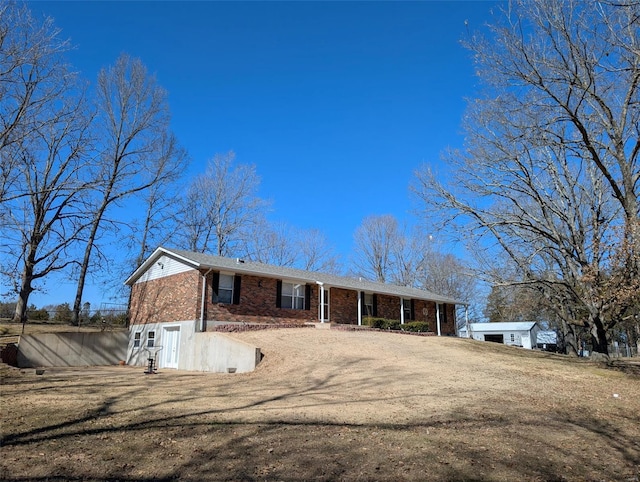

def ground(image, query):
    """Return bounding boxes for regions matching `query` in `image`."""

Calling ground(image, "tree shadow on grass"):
[2,353,640,481]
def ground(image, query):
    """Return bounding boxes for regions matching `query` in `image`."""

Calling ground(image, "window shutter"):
[410,299,415,321]
[233,275,241,305]
[373,294,378,317]
[442,304,447,324]
[211,272,220,302]
[276,280,282,308]
[360,291,365,316]
[305,284,311,310]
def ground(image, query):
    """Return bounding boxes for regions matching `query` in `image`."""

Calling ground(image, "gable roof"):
[125,246,464,305]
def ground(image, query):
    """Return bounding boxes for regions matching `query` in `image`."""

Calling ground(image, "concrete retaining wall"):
[128,320,262,373]
[17,331,128,368]
[191,332,261,373]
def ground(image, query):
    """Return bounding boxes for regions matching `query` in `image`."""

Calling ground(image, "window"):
[212,272,240,305]
[364,293,374,316]
[281,282,305,310]
[133,332,141,348]
[510,333,515,342]
[403,299,412,321]
[147,331,155,348]
[217,274,234,304]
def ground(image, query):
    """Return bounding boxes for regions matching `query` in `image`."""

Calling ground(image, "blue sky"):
[24,1,498,308]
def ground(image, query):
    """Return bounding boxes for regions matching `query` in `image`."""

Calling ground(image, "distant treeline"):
[0,301,127,325]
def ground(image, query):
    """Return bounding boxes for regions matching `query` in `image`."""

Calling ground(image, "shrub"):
[53,302,72,322]
[0,302,16,319]
[401,321,430,333]
[363,317,430,333]
[362,317,404,330]
[383,319,402,330]
[362,317,387,329]
[28,304,49,321]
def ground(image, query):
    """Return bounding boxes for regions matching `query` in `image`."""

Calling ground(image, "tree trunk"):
[13,283,32,334]
[589,316,609,357]
[12,245,36,334]
[561,319,579,357]
[71,215,103,326]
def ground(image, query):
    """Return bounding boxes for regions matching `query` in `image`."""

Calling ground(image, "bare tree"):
[351,215,437,286]
[244,220,298,266]
[242,221,341,273]
[413,0,640,356]
[0,2,71,204]
[388,228,433,287]
[296,228,341,273]
[71,54,187,325]
[0,3,95,328]
[130,172,186,270]
[351,215,400,283]
[417,253,477,306]
[177,151,267,256]
[484,282,550,324]
[3,92,94,328]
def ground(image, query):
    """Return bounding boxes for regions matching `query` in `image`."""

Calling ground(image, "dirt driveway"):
[1,328,639,481]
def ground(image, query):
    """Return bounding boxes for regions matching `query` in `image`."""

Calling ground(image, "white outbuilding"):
[458,322,539,349]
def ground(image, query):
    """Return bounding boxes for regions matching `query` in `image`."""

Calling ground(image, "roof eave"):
[134,247,465,305]
[124,247,202,286]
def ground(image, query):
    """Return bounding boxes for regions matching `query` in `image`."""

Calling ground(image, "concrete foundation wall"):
[128,320,261,373]
[191,332,261,373]
[17,332,128,368]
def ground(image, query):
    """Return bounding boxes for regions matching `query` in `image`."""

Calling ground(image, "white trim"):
[162,324,181,369]
[357,291,362,326]
[317,282,329,323]
[200,268,213,331]
[125,247,200,285]
[280,281,306,310]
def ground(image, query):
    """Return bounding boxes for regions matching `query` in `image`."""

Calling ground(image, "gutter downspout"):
[200,268,213,332]
[357,291,362,326]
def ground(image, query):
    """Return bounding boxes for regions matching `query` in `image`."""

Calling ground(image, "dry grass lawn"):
[1,328,639,481]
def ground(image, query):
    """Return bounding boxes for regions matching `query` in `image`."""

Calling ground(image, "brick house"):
[125,247,462,370]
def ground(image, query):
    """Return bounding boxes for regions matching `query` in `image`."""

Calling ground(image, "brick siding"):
[329,288,358,324]
[129,270,201,325]
[204,274,318,327]
[129,268,457,334]
[376,294,399,320]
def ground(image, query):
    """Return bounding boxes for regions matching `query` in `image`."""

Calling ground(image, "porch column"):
[357,291,362,326]
[436,303,442,337]
[465,305,469,338]
[400,298,405,325]
[318,282,325,323]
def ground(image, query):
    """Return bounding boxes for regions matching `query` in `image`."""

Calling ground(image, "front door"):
[162,326,180,369]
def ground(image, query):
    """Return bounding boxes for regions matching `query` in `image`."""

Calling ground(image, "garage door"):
[484,334,504,344]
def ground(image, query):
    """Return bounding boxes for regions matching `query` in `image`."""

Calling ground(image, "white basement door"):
[162,326,180,369]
